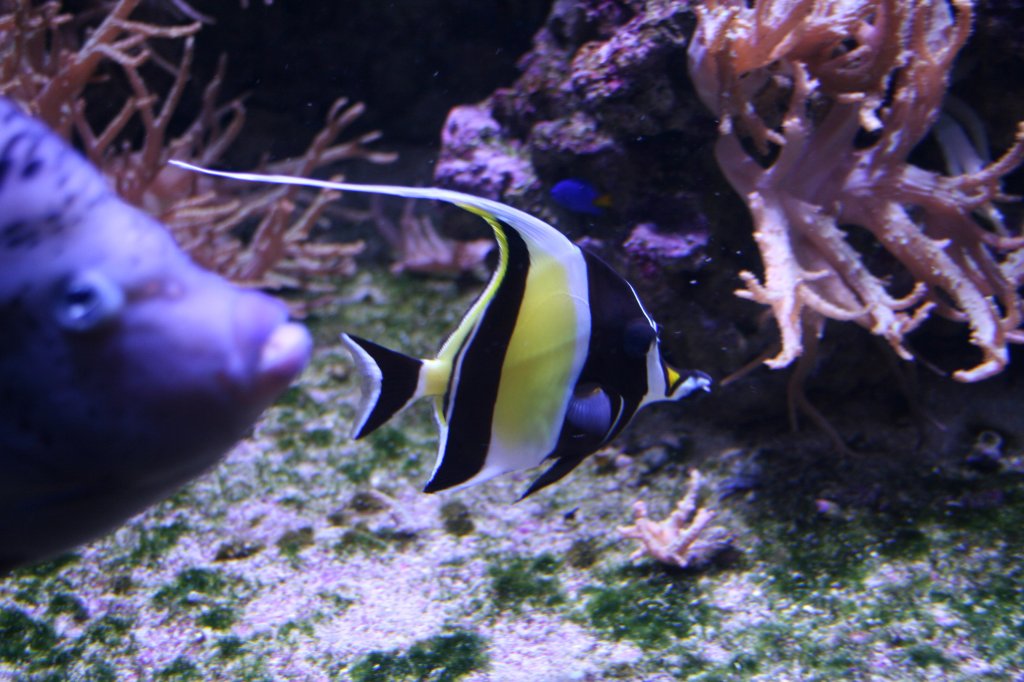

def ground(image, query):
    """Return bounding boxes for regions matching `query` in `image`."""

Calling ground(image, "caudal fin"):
[340,334,424,439]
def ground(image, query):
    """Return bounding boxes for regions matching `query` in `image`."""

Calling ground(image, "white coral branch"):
[619,470,732,569]
[369,198,494,277]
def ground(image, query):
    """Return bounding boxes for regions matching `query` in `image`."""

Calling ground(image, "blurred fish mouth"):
[230,291,312,400]
[257,321,312,388]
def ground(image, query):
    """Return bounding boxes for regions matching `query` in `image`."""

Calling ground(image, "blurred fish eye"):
[54,270,125,332]
[623,319,657,358]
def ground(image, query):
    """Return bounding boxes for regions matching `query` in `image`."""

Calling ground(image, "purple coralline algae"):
[435,0,711,223]
[624,222,708,280]
[435,105,538,202]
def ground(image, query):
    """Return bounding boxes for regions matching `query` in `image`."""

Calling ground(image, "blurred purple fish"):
[0,98,312,571]
[550,178,611,216]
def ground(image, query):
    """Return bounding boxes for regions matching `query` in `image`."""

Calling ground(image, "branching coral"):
[165,98,395,289]
[0,0,396,289]
[689,0,1024,382]
[619,470,731,569]
[368,197,494,277]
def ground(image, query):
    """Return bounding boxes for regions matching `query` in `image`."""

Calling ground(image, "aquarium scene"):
[3,0,1024,679]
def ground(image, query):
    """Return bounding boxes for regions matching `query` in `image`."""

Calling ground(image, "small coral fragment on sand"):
[619,470,731,569]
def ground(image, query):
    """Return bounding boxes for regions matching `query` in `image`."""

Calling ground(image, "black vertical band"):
[425,226,532,492]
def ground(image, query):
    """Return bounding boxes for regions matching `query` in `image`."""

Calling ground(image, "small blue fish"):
[171,160,712,498]
[0,99,312,570]
[550,178,612,215]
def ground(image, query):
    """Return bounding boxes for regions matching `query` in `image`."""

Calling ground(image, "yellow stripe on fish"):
[170,160,712,497]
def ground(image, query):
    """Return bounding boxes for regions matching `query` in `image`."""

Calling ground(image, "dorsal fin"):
[168,160,586,271]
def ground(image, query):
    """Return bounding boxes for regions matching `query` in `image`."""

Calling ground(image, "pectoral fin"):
[565,385,613,437]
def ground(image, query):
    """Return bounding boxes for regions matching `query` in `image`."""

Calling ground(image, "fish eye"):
[54,270,124,333]
[623,319,657,358]
[659,337,680,367]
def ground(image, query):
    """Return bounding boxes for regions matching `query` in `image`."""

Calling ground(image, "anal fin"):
[518,452,589,500]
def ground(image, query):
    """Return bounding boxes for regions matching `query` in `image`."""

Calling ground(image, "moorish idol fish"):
[550,178,612,216]
[170,160,712,497]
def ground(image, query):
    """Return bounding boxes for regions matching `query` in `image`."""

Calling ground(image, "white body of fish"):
[0,98,312,570]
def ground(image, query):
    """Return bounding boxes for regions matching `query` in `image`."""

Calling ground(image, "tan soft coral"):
[689,0,1024,382]
[367,197,494,277]
[619,470,731,569]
